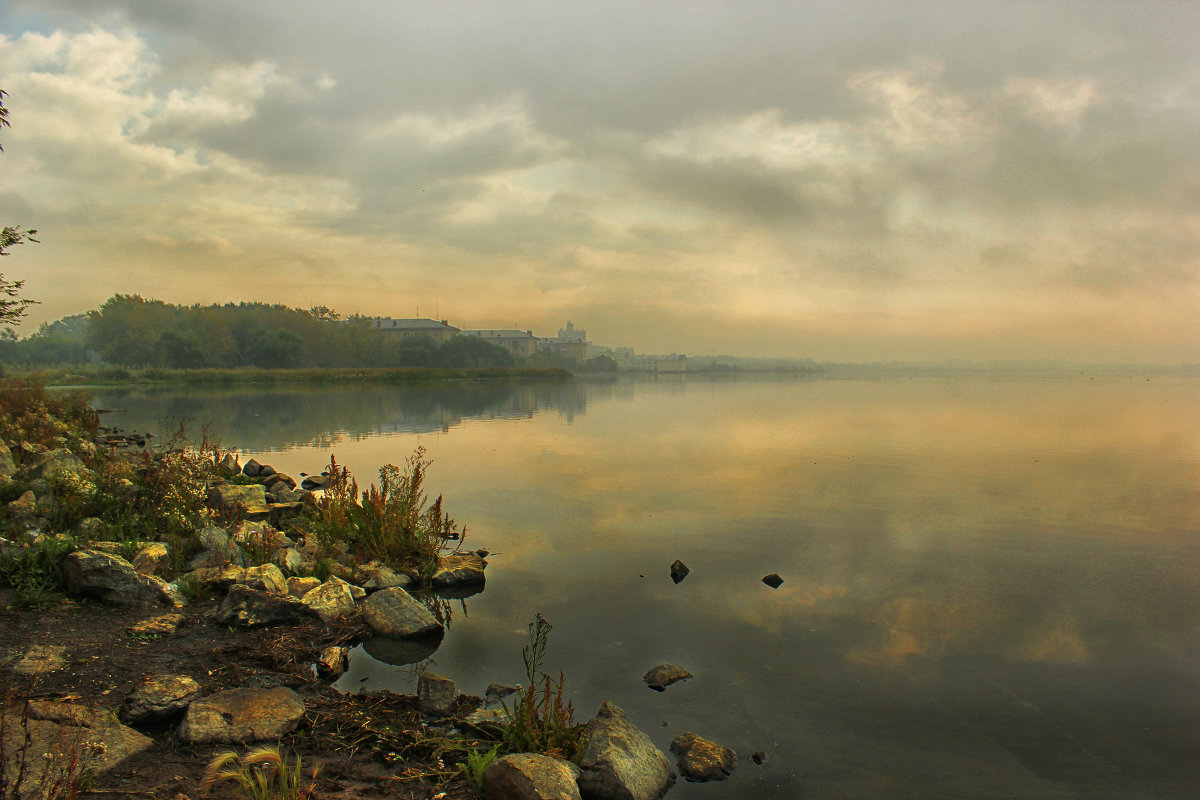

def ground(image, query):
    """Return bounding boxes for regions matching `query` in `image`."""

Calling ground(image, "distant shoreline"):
[12,365,573,388]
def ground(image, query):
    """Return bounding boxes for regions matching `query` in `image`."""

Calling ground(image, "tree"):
[0,89,38,326]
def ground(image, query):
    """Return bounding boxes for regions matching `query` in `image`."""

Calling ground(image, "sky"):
[0,0,1197,363]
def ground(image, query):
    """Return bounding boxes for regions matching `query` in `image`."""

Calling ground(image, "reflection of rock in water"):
[363,629,445,666]
[411,584,483,630]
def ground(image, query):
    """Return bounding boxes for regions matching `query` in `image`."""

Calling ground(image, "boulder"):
[287,576,321,599]
[132,542,170,576]
[484,753,583,800]
[417,672,457,717]
[360,587,442,638]
[300,473,329,491]
[577,701,675,800]
[464,707,508,737]
[669,732,736,782]
[218,453,240,474]
[242,459,263,478]
[7,490,37,518]
[179,687,305,744]
[63,549,183,607]
[642,664,693,692]
[485,683,518,706]
[317,646,349,677]
[273,546,306,574]
[0,439,15,478]
[263,472,296,491]
[269,486,308,504]
[184,564,247,590]
[35,448,89,480]
[121,674,201,724]
[268,502,305,526]
[431,553,487,587]
[2,703,153,793]
[669,560,689,584]
[354,560,411,590]
[75,516,107,540]
[300,577,358,622]
[215,586,319,628]
[237,563,288,595]
[762,573,784,589]
[206,483,270,521]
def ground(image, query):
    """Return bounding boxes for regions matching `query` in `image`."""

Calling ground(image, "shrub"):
[0,377,97,454]
[300,447,462,575]
[0,536,74,610]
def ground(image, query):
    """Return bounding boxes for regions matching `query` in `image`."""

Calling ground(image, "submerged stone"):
[642,663,693,692]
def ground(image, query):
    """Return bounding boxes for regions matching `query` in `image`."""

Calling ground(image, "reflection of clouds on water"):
[89,375,1200,794]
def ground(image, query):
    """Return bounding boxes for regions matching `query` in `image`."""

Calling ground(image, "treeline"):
[0,295,520,370]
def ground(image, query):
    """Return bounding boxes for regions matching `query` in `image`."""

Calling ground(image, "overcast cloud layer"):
[1,0,1197,361]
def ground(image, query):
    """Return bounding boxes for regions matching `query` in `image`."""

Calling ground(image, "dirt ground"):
[0,590,486,800]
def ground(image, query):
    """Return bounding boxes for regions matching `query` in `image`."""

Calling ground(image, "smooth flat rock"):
[237,563,288,595]
[287,576,322,598]
[179,687,305,743]
[11,644,68,675]
[128,613,183,637]
[360,587,442,638]
[484,753,582,800]
[354,560,411,590]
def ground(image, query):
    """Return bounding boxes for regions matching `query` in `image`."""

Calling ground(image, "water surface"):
[93,375,1200,799]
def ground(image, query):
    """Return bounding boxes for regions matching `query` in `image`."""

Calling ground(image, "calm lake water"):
[91,374,1200,799]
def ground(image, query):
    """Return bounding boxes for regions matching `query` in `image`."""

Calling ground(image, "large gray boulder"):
[360,587,442,637]
[63,549,183,607]
[179,687,305,743]
[484,753,583,800]
[215,586,318,628]
[121,674,201,724]
[578,701,675,800]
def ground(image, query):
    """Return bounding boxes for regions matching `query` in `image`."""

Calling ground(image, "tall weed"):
[501,615,586,761]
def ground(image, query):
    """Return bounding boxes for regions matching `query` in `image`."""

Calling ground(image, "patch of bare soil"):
[0,590,486,800]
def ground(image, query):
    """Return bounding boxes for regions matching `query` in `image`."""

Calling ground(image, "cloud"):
[2,1,1199,360]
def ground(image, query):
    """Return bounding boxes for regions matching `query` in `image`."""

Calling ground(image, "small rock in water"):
[643,663,694,692]
[670,732,736,782]
[669,560,690,584]
[762,573,784,589]
[752,750,767,765]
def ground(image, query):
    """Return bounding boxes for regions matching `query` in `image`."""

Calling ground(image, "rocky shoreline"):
[0,397,738,800]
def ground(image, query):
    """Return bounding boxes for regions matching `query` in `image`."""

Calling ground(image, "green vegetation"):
[501,614,587,762]
[1,294,522,372]
[3,364,569,386]
[298,448,462,576]
[460,743,501,790]
[0,534,74,610]
[202,744,317,800]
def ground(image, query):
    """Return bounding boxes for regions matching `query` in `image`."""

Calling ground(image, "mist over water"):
[94,374,1200,799]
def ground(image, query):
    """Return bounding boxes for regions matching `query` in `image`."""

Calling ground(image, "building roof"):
[373,318,460,331]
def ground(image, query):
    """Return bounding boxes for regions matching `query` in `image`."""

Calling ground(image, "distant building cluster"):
[368,317,687,371]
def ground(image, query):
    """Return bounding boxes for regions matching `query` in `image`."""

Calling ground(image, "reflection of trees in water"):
[91,379,590,451]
